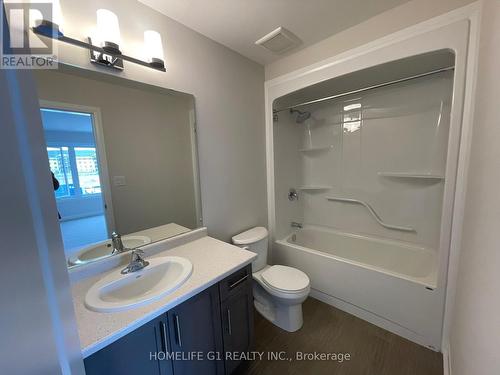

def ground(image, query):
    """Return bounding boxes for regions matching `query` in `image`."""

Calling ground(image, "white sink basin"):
[85,256,193,313]
[68,236,151,266]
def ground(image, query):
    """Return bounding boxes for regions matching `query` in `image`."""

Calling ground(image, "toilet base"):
[252,281,306,332]
[254,299,304,332]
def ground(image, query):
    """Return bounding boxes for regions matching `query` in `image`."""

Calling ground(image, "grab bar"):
[325,196,415,232]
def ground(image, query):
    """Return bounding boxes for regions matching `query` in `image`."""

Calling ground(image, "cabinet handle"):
[174,314,182,347]
[229,274,248,290]
[160,321,168,353]
[227,308,232,336]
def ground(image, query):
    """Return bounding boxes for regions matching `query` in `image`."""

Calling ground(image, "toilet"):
[232,227,310,332]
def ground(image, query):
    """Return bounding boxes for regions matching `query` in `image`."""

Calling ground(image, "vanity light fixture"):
[32,8,166,72]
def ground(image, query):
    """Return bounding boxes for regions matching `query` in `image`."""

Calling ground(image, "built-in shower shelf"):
[299,145,334,153]
[299,185,332,191]
[378,172,445,180]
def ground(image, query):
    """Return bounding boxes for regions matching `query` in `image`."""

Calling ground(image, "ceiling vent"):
[255,27,301,54]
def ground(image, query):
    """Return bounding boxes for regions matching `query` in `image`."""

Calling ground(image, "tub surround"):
[267,26,470,352]
[71,232,256,358]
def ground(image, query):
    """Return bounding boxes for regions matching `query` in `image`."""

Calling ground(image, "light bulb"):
[144,30,164,68]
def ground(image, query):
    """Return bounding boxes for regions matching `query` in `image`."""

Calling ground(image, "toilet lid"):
[261,265,310,293]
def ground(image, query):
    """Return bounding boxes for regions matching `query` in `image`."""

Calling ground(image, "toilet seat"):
[261,265,310,294]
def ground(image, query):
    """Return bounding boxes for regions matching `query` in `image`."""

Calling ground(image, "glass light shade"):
[96,9,121,46]
[144,30,164,63]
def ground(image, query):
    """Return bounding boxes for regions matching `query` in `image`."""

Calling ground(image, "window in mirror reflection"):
[41,108,109,254]
[74,147,102,195]
[47,146,73,197]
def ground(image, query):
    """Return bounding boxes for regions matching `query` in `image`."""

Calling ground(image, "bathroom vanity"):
[71,231,256,375]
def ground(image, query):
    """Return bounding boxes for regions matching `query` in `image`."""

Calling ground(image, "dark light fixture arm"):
[32,24,166,72]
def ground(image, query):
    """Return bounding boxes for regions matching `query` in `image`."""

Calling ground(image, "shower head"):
[290,108,311,123]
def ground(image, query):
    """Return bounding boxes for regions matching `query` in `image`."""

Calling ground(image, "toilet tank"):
[231,227,268,272]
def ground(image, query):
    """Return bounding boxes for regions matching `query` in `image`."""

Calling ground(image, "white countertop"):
[71,235,256,358]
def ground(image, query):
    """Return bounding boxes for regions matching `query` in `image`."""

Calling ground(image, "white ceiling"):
[138,0,412,65]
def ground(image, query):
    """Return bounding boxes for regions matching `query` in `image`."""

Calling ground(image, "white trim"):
[265,2,481,351]
[39,100,116,236]
[443,339,452,375]
[264,85,276,255]
[440,1,482,353]
[188,105,204,227]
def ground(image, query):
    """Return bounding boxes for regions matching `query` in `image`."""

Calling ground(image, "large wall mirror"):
[33,67,202,268]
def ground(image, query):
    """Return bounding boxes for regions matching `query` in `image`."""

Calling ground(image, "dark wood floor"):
[235,297,443,375]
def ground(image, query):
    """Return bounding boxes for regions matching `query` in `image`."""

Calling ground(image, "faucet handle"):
[111,231,121,239]
[131,249,146,261]
[121,249,149,274]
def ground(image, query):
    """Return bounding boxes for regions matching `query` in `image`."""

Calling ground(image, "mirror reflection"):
[34,67,201,268]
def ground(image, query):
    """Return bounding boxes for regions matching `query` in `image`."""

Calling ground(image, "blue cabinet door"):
[167,284,225,375]
[219,264,254,374]
[221,287,254,374]
[84,315,173,375]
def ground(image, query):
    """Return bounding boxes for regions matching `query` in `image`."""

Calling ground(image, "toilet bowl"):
[232,227,310,332]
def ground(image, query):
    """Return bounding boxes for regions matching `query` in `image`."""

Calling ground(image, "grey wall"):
[449,1,500,373]
[35,69,198,234]
[55,0,267,241]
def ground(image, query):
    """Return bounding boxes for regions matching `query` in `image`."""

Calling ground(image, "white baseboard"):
[442,340,452,375]
[310,288,439,351]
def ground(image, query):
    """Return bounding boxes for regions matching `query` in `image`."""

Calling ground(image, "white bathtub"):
[273,225,444,349]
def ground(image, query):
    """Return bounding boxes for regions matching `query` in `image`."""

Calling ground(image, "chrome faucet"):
[121,249,149,274]
[111,231,125,254]
[291,221,303,229]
